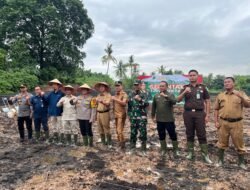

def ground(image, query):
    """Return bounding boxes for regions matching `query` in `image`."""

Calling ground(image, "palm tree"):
[125,55,139,78]
[114,60,127,80]
[157,65,166,75]
[101,44,117,75]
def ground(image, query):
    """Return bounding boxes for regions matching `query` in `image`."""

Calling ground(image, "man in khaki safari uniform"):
[95,82,112,147]
[57,85,78,146]
[112,81,128,149]
[214,77,250,170]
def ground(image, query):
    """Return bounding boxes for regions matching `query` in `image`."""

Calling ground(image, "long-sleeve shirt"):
[57,95,77,120]
[30,95,48,119]
[12,93,33,117]
[76,95,96,122]
[128,90,149,120]
[151,91,176,122]
[46,90,64,117]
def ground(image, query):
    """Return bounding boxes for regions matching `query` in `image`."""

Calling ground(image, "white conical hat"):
[94,82,110,91]
[78,84,92,90]
[48,79,62,85]
[64,85,74,90]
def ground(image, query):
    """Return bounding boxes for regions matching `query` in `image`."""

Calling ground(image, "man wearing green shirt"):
[151,81,180,157]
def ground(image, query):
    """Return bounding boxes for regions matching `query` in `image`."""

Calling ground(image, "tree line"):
[0,0,249,95]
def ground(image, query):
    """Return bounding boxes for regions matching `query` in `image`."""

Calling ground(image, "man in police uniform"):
[10,84,33,143]
[214,77,250,170]
[112,81,128,149]
[128,80,149,155]
[177,70,212,163]
[95,82,112,147]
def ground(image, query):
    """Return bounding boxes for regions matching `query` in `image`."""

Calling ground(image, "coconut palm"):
[157,65,167,75]
[101,44,117,75]
[114,60,127,80]
[125,55,139,78]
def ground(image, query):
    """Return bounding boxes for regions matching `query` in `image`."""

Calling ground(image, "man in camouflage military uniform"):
[128,80,149,155]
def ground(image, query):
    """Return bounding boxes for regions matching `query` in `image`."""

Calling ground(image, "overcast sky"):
[82,0,250,77]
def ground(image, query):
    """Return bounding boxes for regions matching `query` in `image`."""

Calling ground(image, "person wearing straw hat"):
[112,81,128,150]
[57,85,78,146]
[47,79,65,144]
[95,82,112,147]
[9,84,33,143]
[74,84,97,147]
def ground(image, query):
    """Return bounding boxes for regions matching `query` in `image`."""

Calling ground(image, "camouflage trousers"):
[49,116,62,133]
[62,120,79,135]
[130,119,147,143]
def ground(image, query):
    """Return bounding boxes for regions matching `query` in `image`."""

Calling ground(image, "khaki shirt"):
[214,91,250,119]
[57,95,77,120]
[76,95,96,121]
[96,92,112,112]
[113,91,128,118]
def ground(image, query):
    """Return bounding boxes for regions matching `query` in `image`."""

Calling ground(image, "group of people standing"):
[9,69,250,170]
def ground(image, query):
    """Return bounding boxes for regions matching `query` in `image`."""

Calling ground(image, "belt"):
[97,110,110,113]
[185,109,204,112]
[220,117,242,122]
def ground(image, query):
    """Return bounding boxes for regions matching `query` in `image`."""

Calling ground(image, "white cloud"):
[82,0,250,77]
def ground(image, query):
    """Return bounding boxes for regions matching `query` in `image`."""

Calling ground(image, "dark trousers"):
[17,116,32,139]
[79,120,93,136]
[157,122,177,141]
[183,111,207,144]
[34,117,48,132]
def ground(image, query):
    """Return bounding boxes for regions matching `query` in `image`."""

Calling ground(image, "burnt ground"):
[0,106,249,190]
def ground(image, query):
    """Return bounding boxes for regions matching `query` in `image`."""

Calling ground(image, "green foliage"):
[0,48,7,70]
[210,75,225,90]
[122,76,137,90]
[75,69,114,87]
[156,66,183,75]
[0,69,39,94]
[114,60,127,80]
[235,75,250,95]
[0,0,94,83]
[124,55,139,78]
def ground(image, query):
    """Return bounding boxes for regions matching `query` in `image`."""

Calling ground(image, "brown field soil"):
[0,104,249,190]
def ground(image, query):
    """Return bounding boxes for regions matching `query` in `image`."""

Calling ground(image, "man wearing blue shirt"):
[46,79,64,144]
[29,86,49,142]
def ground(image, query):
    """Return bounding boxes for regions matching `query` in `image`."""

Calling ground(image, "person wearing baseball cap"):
[112,81,128,150]
[128,79,149,155]
[9,84,33,143]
